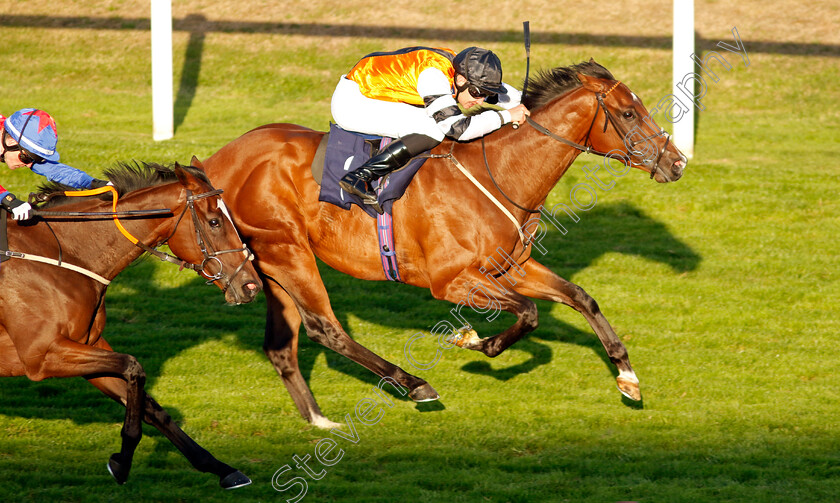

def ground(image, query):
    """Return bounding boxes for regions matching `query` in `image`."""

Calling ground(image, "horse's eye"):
[623,111,635,120]
[209,218,222,228]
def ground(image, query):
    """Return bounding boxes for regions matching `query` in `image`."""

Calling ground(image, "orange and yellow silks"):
[346,47,456,105]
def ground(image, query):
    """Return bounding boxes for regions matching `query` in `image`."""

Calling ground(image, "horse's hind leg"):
[428,269,539,358]
[257,252,439,404]
[87,338,251,489]
[0,329,25,377]
[11,335,147,484]
[263,282,341,428]
[513,259,641,401]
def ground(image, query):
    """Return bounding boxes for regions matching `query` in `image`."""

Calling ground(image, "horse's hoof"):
[107,454,129,485]
[409,383,440,402]
[446,326,480,349]
[220,470,252,490]
[616,375,641,401]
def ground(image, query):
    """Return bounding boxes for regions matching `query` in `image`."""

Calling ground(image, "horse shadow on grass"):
[0,201,700,431]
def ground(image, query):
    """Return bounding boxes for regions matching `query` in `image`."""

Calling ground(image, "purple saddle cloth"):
[318,123,427,218]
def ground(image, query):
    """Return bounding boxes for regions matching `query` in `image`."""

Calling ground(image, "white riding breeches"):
[330,76,446,141]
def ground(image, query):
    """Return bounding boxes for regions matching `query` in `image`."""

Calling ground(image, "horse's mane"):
[34,161,209,209]
[521,60,615,110]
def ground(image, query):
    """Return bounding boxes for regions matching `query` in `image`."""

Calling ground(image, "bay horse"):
[0,161,262,488]
[202,60,687,427]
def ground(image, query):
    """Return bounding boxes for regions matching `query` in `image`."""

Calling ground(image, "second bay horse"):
[0,161,261,487]
[203,60,687,427]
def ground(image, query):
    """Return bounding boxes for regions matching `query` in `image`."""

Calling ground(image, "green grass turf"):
[0,8,838,503]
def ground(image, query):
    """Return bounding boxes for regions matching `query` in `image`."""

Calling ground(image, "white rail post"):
[672,0,695,159]
[151,0,173,141]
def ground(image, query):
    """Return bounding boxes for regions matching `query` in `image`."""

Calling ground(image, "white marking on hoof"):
[618,369,638,384]
[445,327,480,348]
[311,415,343,430]
[224,477,252,490]
[616,369,641,401]
[409,383,440,402]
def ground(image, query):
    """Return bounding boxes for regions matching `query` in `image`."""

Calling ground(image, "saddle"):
[312,125,431,282]
[314,123,428,218]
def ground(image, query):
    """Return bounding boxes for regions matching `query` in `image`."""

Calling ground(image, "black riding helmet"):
[452,47,507,97]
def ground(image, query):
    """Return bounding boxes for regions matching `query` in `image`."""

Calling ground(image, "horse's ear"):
[577,73,606,93]
[173,162,194,187]
[190,155,205,171]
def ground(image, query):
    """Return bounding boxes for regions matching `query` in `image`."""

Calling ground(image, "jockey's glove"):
[89,179,113,189]
[1,192,33,221]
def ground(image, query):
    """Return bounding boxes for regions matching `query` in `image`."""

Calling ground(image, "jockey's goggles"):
[467,84,494,99]
[2,130,45,165]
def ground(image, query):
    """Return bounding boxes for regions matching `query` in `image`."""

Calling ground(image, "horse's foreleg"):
[58,334,144,486]
[263,282,341,429]
[514,259,641,401]
[107,355,145,485]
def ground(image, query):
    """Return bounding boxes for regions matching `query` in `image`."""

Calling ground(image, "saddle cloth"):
[317,123,427,218]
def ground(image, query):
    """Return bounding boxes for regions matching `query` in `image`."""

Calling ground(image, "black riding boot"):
[339,139,414,214]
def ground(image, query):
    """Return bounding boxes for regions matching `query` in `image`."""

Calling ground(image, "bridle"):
[141,187,254,292]
[524,81,671,180]
[5,184,253,289]
[480,80,673,217]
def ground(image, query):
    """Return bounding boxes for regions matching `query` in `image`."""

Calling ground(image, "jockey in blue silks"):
[1,108,109,221]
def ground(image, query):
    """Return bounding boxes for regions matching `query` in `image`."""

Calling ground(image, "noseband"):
[140,188,254,293]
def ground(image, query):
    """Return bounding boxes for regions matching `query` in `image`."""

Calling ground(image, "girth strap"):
[0,208,8,263]
[374,138,402,282]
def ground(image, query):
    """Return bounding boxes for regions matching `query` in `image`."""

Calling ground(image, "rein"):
[33,209,173,218]
[474,80,639,222]
[481,137,540,214]
[434,79,671,253]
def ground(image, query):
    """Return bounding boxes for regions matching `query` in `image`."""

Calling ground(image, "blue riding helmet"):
[3,108,61,162]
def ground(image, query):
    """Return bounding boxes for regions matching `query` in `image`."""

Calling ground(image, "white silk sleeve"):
[417,67,453,98]
[494,83,522,110]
